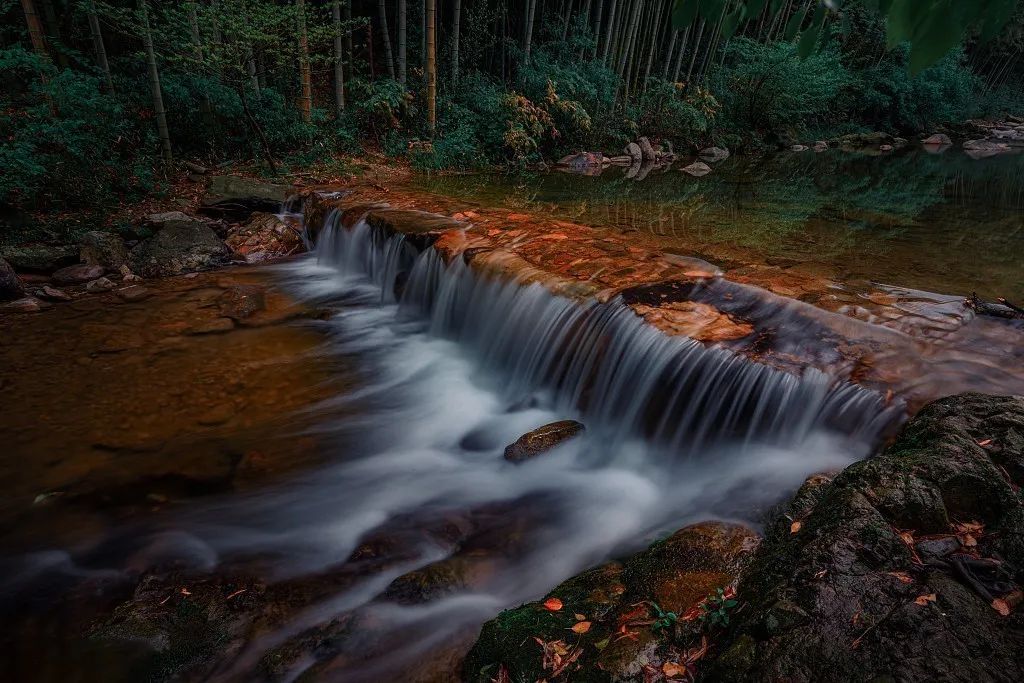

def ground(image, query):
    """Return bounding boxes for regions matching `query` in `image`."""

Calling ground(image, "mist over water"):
[1,209,899,681]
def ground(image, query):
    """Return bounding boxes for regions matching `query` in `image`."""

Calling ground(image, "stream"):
[1,149,1023,682]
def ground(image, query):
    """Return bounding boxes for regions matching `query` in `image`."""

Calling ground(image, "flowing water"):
[1,150,1022,682]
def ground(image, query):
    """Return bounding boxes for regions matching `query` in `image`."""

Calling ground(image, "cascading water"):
[0,204,905,683]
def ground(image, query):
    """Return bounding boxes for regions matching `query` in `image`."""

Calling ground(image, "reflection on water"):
[413,149,1024,301]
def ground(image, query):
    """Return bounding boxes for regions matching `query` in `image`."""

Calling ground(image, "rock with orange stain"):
[632,301,754,342]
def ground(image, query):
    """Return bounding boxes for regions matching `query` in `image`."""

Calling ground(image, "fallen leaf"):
[663,662,685,678]
[574,613,586,621]
[790,521,802,533]
[886,571,914,584]
[681,603,704,622]
[914,593,937,606]
[992,599,1011,616]
[899,530,915,546]
[723,586,737,600]
[814,569,828,579]
[493,663,511,683]
[180,587,192,596]
[571,621,592,634]
[977,438,993,447]
[593,637,610,651]
[225,588,247,600]
[961,533,978,547]
[543,597,563,611]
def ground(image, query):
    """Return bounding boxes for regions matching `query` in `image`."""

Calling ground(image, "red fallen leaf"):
[887,571,914,584]
[681,603,704,622]
[492,663,511,683]
[790,521,802,534]
[723,585,737,600]
[543,597,563,611]
[662,661,686,678]
[574,613,587,621]
[961,533,978,547]
[977,438,993,447]
[571,621,592,634]
[992,599,1011,616]
[914,593,937,606]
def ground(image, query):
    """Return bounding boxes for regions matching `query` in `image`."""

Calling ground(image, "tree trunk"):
[398,0,407,84]
[346,1,353,72]
[592,0,605,60]
[333,0,346,114]
[685,18,705,83]
[239,85,278,175]
[378,0,396,79]
[186,2,215,134]
[87,0,113,92]
[39,0,67,67]
[524,0,538,66]
[452,0,461,86]
[297,0,312,121]
[601,0,618,65]
[20,0,49,61]
[138,0,172,163]
[247,50,260,92]
[641,0,664,91]
[672,26,690,82]
[426,0,436,135]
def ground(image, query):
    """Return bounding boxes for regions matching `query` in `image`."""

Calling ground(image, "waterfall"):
[314,208,901,456]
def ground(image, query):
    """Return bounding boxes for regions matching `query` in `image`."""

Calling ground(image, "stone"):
[638,137,657,162]
[813,140,829,152]
[699,146,731,162]
[0,243,77,273]
[834,132,893,149]
[79,231,128,270]
[0,257,24,301]
[963,138,1013,159]
[52,264,105,285]
[225,212,303,263]
[503,420,585,462]
[120,265,143,283]
[681,161,713,176]
[790,144,809,152]
[624,142,643,163]
[38,285,71,302]
[705,393,1024,683]
[2,297,45,313]
[85,277,115,293]
[129,216,231,277]
[201,175,290,219]
[115,286,152,302]
[879,144,893,151]
[922,132,953,146]
[217,285,266,320]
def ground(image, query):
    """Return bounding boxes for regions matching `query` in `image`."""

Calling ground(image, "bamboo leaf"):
[672,0,702,29]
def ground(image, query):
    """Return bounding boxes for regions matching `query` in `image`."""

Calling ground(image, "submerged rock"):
[80,231,128,270]
[790,144,809,152]
[129,215,231,277]
[705,393,1024,683]
[503,420,585,462]
[681,161,713,177]
[85,277,116,293]
[52,264,105,285]
[922,132,953,146]
[0,257,24,301]
[699,146,730,162]
[38,285,71,302]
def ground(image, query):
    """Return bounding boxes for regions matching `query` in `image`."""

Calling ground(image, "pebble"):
[86,277,116,293]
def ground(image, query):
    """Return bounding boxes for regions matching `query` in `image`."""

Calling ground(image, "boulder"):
[681,161,713,177]
[463,521,759,683]
[624,142,643,163]
[129,215,231,277]
[638,137,657,162]
[835,132,893,149]
[52,264,105,285]
[705,393,1024,683]
[1,297,47,313]
[813,141,829,152]
[201,175,289,219]
[922,133,953,146]
[0,257,24,301]
[38,285,71,302]
[699,146,731,162]
[85,277,116,293]
[963,138,1013,159]
[790,144,809,152]
[503,420,585,462]
[225,212,304,262]
[79,231,128,270]
[0,243,78,273]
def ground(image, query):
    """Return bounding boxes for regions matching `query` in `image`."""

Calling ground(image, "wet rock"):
[922,132,953,146]
[0,257,24,300]
[384,556,497,604]
[963,138,1013,159]
[638,137,657,162]
[52,264,105,285]
[699,146,730,162]
[681,161,713,177]
[879,144,893,152]
[835,132,893,149]
[38,285,71,302]
[217,285,266,320]
[115,286,152,303]
[556,152,606,169]
[0,243,78,273]
[79,231,128,270]
[813,140,829,152]
[86,277,116,293]
[705,393,1024,683]
[225,212,303,262]
[120,265,143,282]
[1,296,46,313]
[503,420,585,462]
[790,144,809,152]
[463,522,758,683]
[201,175,289,219]
[129,216,231,277]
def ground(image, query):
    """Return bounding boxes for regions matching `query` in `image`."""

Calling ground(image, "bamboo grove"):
[4,1,1024,209]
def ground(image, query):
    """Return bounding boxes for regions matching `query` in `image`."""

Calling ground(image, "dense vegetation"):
[2,0,1023,215]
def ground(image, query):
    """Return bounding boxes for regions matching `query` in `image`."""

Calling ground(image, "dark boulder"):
[225,212,303,262]
[0,243,78,273]
[503,420,585,462]
[80,231,128,270]
[200,175,289,220]
[704,393,1024,683]
[129,214,231,277]
[0,257,24,300]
